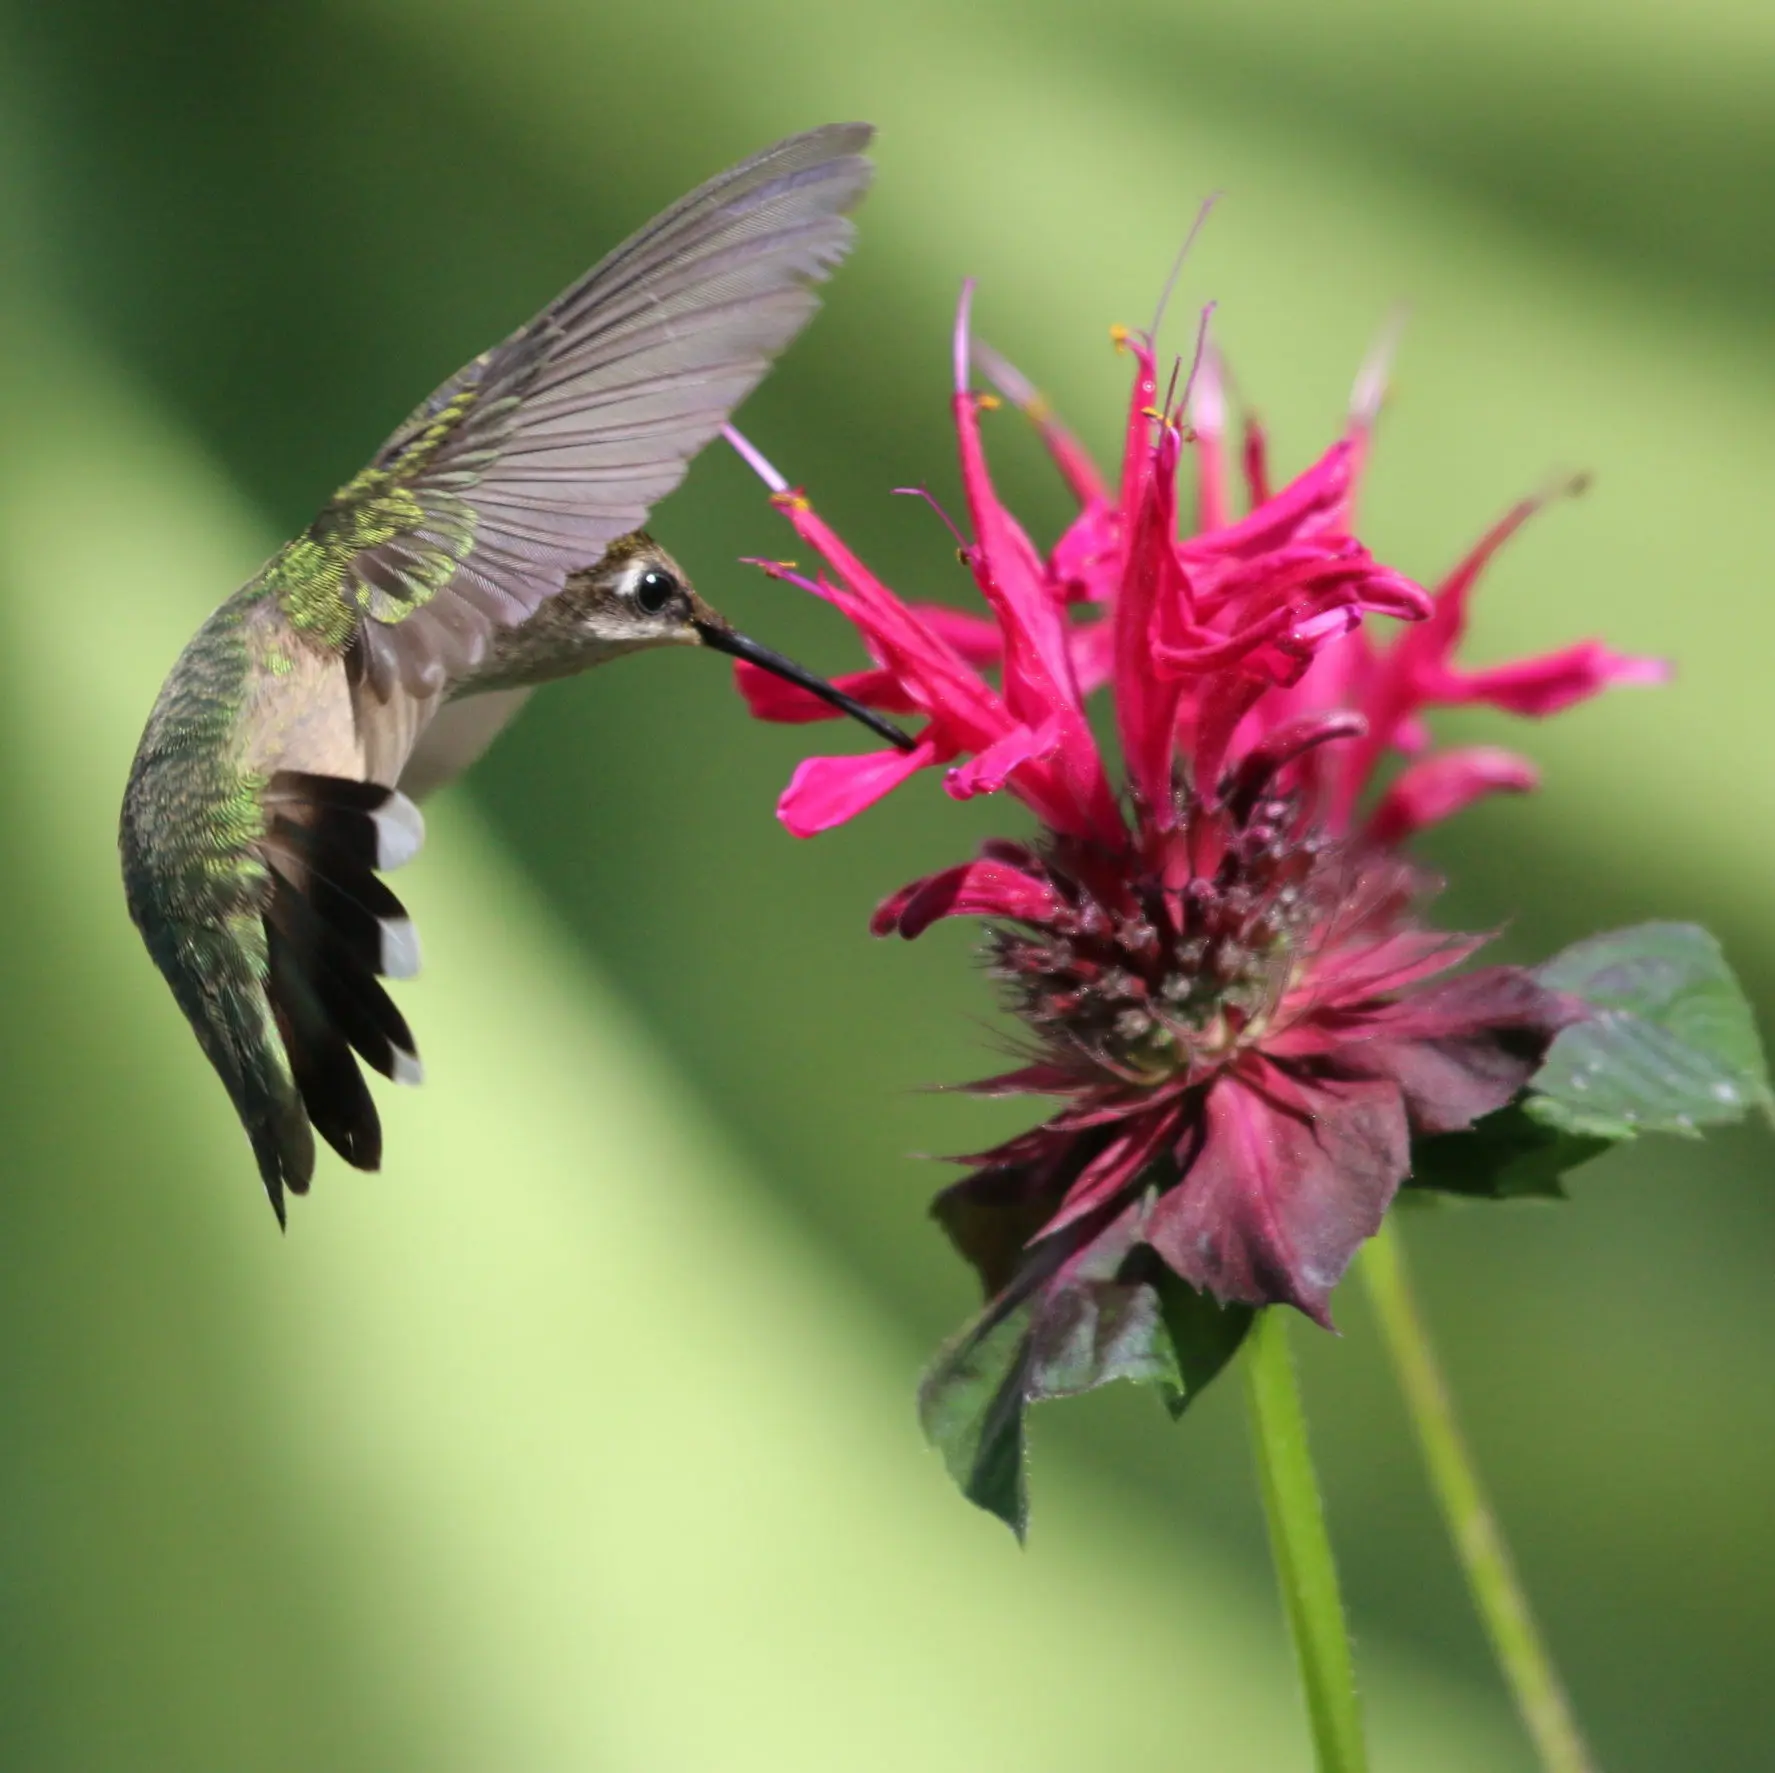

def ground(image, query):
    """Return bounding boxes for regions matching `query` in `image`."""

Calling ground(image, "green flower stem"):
[1243,1306,1369,1773]
[1359,1219,1599,1773]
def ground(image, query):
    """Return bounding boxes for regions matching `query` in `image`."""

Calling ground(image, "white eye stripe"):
[618,559,679,613]
[614,559,654,599]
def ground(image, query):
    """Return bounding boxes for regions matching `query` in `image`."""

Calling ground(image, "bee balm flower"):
[725,287,1662,1371]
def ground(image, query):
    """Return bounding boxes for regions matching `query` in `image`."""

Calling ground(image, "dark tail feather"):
[153,921,316,1226]
[243,1072,314,1229]
[260,770,426,1178]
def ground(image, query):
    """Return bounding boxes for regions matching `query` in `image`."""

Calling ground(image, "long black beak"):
[695,620,918,752]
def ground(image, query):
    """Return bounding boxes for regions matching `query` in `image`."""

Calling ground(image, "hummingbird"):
[119,123,911,1223]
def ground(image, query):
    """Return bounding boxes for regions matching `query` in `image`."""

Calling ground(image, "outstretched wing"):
[238,125,872,1211]
[264,122,874,705]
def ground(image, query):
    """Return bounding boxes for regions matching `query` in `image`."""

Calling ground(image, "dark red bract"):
[725,288,1663,1324]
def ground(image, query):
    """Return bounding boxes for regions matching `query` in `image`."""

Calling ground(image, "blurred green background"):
[1,2,1770,1768]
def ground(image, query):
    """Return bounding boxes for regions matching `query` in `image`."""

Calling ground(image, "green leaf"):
[1406,1102,1612,1201]
[918,1301,1037,1534]
[1151,1265,1254,1418]
[918,1199,1245,1535]
[1530,922,1772,1140]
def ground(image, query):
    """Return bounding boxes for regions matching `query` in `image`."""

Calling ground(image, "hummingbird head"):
[474,532,916,749]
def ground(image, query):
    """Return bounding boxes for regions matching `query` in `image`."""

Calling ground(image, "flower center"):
[987,793,1333,1084]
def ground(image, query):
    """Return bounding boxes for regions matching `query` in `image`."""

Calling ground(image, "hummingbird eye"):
[633,568,678,616]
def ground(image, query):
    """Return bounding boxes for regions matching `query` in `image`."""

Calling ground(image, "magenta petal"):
[955,1062,1085,1098]
[1224,712,1368,813]
[1325,964,1579,1131]
[1189,346,1230,533]
[777,740,940,838]
[878,856,1063,940]
[1038,1110,1175,1240]
[1362,964,1585,1046]
[1066,618,1116,697]
[952,296,1078,724]
[763,495,1012,750]
[1190,673,1269,802]
[1303,927,1487,1009]
[1241,411,1273,508]
[1114,421,1193,818]
[908,603,1006,664]
[1417,490,1561,661]
[1184,437,1357,562]
[945,717,1063,802]
[1050,501,1120,604]
[1346,563,1434,623]
[1445,642,1671,719]
[1147,1065,1408,1325]
[1333,1035,1537,1135]
[1364,746,1539,845]
[1289,606,1365,649]
[734,660,918,723]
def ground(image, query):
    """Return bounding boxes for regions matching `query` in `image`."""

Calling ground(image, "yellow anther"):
[769,490,812,513]
[1109,323,1132,347]
[976,392,1002,411]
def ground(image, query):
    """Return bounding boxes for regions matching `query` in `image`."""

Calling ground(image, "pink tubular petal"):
[777,740,940,838]
[1183,437,1357,562]
[1395,715,1431,752]
[734,660,918,723]
[1445,642,1671,718]
[1188,345,1229,532]
[1290,606,1365,649]
[1115,417,1192,819]
[1426,494,1548,642]
[1417,474,1589,665]
[1349,308,1406,435]
[1224,712,1367,811]
[952,278,977,396]
[1343,563,1434,624]
[1050,501,1122,604]
[761,497,1009,749]
[1241,412,1272,509]
[1066,618,1116,698]
[951,288,1120,842]
[953,395,1077,711]
[1188,672,1270,803]
[1364,747,1538,846]
[945,717,1063,801]
[1328,483,1592,823]
[1114,326,1160,516]
[907,603,1006,664]
[873,856,1063,940]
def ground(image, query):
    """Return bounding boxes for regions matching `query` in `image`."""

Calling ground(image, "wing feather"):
[267,124,873,703]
